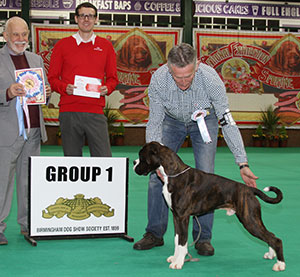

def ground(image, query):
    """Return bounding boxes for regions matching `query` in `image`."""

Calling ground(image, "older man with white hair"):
[0,16,51,244]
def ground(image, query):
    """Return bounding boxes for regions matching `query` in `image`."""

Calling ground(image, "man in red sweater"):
[48,2,118,157]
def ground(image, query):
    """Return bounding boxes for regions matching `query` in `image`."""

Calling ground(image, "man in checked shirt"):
[133,43,258,256]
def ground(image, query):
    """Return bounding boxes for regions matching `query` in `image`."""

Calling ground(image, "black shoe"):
[195,241,215,256]
[133,232,164,250]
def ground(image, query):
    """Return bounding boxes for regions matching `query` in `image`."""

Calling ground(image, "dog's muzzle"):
[133,159,139,172]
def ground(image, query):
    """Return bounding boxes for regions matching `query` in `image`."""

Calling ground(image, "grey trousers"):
[59,112,112,157]
[0,128,41,234]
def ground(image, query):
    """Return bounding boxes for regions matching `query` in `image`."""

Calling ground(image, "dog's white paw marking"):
[169,260,184,269]
[167,255,175,263]
[169,252,185,270]
[226,209,235,216]
[169,247,187,269]
[220,208,235,216]
[263,248,285,271]
[264,247,276,260]
[168,234,179,264]
[272,261,286,271]
[167,235,187,270]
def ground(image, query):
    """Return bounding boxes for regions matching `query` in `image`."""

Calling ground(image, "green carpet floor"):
[1,146,299,276]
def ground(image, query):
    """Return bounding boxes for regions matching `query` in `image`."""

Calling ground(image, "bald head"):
[5,16,28,33]
[3,16,29,55]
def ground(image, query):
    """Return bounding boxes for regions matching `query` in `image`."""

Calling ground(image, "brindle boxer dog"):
[133,141,285,272]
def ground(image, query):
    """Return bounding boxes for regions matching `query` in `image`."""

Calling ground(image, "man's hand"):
[7,83,26,98]
[45,85,52,98]
[99,85,108,96]
[240,166,258,188]
[66,84,76,95]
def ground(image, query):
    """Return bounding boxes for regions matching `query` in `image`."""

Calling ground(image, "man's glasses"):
[77,14,96,20]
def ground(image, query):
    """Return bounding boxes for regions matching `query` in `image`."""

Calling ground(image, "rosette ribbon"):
[191,109,212,144]
[16,96,30,140]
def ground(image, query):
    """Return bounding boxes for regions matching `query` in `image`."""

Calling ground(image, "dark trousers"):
[59,112,111,157]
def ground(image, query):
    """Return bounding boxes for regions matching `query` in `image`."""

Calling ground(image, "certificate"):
[15,67,46,105]
[73,75,102,98]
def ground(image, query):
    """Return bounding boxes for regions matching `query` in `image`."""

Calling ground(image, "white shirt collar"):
[72,32,96,45]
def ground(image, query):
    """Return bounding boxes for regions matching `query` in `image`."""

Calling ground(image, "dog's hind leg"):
[167,216,189,270]
[236,206,285,271]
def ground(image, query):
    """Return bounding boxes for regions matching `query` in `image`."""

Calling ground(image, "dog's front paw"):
[167,255,175,263]
[264,247,276,260]
[167,255,184,269]
[272,261,286,271]
[169,260,184,270]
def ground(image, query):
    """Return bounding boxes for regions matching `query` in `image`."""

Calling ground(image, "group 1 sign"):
[28,156,131,243]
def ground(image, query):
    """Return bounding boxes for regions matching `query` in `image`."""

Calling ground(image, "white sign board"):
[29,156,129,239]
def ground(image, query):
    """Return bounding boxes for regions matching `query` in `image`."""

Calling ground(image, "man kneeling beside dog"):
[133,43,285,271]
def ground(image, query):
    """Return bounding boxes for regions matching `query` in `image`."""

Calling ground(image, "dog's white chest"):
[163,183,172,209]
[157,166,172,209]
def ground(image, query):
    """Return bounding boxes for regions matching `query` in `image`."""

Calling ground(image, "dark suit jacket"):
[0,44,48,146]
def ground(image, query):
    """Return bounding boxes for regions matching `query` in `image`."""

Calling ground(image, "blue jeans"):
[146,111,219,242]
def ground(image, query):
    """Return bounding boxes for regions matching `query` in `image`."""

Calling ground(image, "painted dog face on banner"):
[114,28,166,124]
[268,41,300,76]
[117,34,152,72]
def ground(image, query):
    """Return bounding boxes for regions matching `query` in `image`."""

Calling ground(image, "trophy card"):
[73,75,102,98]
[15,67,46,105]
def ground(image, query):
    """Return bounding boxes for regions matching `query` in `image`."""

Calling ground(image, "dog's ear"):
[146,149,157,164]
[145,144,161,166]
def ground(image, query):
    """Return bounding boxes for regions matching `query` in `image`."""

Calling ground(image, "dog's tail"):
[252,186,283,204]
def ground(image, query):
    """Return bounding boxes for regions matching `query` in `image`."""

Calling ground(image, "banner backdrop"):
[195,29,300,126]
[32,24,182,126]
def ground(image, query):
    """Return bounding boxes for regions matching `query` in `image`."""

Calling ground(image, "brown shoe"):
[21,228,28,236]
[195,241,214,256]
[0,233,8,245]
[133,232,164,250]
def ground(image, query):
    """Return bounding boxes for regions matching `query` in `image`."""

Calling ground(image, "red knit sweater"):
[48,36,118,114]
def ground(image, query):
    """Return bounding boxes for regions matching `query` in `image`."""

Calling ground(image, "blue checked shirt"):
[146,62,248,164]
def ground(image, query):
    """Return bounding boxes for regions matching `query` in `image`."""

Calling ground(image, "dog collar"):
[167,167,191,178]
